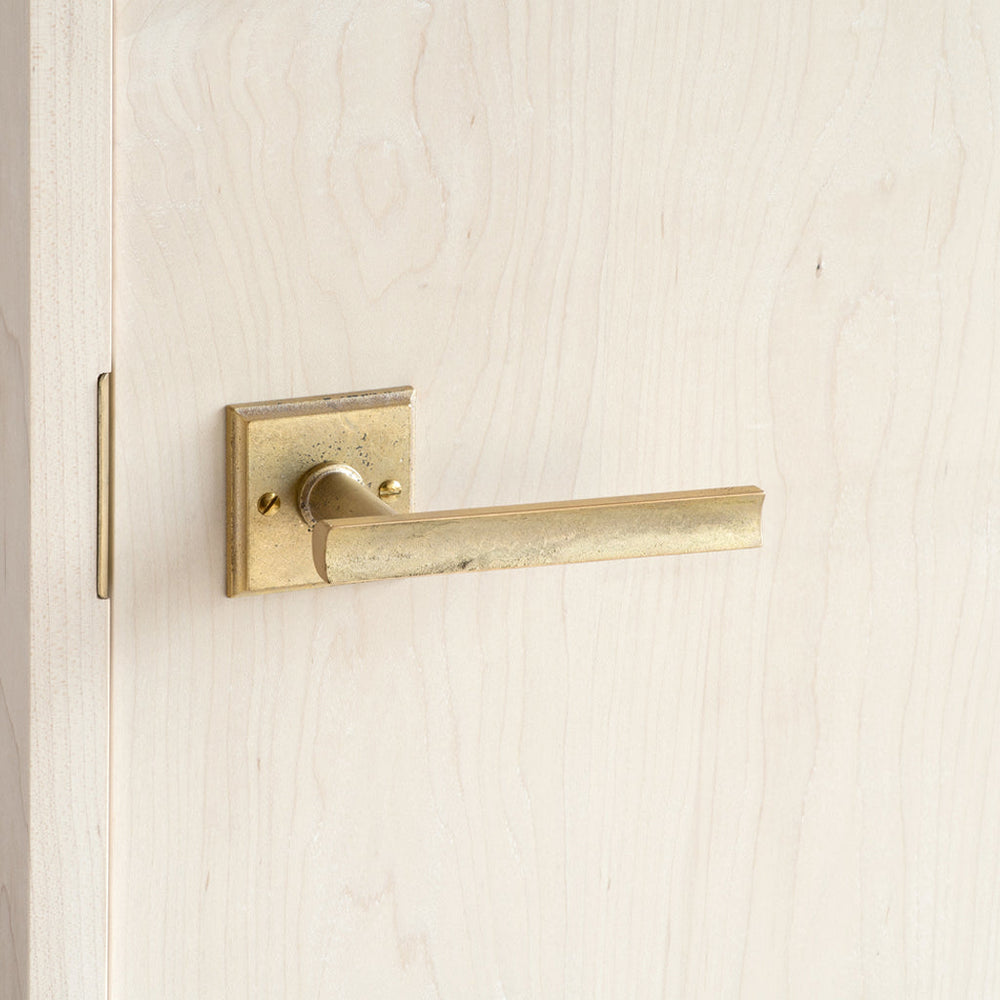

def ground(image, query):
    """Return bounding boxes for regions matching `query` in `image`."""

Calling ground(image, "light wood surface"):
[112,0,1000,996]
[0,1,111,998]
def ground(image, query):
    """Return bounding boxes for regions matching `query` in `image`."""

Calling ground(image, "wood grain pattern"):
[112,0,1000,996]
[1,1,111,997]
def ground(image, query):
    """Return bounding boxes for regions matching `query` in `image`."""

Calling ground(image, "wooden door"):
[108,1,1000,996]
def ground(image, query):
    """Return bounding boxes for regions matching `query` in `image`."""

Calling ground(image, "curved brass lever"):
[225,387,763,595]
[298,461,763,586]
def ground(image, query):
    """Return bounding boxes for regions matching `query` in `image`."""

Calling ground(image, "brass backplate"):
[226,387,412,595]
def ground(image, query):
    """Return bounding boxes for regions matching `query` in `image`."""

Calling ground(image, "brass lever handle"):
[298,462,763,586]
[225,387,764,595]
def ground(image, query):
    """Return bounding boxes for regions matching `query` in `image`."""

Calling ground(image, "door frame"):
[0,1,111,997]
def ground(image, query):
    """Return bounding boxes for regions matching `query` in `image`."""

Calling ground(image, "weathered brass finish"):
[297,462,396,526]
[226,388,412,595]
[227,386,763,595]
[306,473,763,586]
[97,372,112,599]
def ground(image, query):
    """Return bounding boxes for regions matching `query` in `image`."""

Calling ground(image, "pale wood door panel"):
[111,1,1000,996]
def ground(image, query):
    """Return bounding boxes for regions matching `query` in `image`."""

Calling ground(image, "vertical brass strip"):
[97,372,112,598]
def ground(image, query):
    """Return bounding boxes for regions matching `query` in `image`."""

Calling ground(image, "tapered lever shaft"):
[298,463,763,586]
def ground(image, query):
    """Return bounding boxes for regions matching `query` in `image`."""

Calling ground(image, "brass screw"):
[378,479,402,499]
[257,491,281,516]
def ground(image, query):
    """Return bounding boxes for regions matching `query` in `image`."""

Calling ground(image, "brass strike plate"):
[226,387,412,595]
